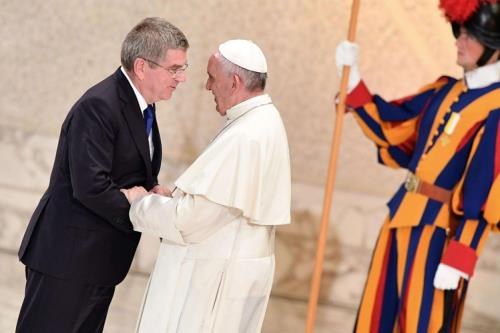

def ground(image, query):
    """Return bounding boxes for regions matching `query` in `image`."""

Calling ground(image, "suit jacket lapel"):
[115,69,153,182]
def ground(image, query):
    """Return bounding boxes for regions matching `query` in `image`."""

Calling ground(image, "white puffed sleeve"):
[130,190,241,244]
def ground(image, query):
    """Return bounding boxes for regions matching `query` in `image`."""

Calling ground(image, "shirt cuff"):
[441,239,478,277]
[346,80,372,109]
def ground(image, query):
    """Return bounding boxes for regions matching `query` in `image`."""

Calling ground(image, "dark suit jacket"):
[18,68,162,286]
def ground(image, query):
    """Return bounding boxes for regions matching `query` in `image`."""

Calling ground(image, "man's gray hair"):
[219,55,267,91]
[121,17,189,71]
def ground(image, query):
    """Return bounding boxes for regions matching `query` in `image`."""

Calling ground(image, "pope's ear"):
[232,73,243,90]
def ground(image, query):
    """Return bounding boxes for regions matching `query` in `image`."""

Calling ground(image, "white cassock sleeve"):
[129,190,241,245]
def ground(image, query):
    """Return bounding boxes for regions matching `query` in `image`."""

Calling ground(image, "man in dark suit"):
[15,17,189,333]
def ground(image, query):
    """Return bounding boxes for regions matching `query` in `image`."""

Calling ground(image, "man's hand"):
[150,185,172,197]
[433,263,469,290]
[335,40,361,93]
[120,186,148,204]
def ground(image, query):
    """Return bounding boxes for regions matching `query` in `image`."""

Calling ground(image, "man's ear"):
[133,58,147,80]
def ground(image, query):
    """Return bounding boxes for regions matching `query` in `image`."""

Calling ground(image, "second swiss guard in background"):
[336,0,500,332]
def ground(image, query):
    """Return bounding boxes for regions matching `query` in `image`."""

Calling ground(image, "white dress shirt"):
[120,67,154,159]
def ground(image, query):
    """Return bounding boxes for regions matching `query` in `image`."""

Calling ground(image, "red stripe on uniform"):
[398,132,418,155]
[371,235,393,333]
[346,80,373,109]
[456,121,483,152]
[398,263,414,332]
[442,240,478,276]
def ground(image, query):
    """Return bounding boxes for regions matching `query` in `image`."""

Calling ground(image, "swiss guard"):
[335,0,500,332]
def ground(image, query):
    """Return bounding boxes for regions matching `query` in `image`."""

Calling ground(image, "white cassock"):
[130,94,291,333]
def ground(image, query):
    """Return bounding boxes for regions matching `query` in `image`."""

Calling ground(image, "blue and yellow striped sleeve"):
[445,110,500,276]
[347,78,449,169]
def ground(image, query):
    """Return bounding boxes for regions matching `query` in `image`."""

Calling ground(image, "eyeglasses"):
[141,58,188,77]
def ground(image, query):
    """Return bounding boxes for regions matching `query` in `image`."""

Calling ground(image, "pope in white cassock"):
[121,39,291,333]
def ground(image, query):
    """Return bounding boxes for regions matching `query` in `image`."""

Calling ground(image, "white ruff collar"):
[464,60,500,89]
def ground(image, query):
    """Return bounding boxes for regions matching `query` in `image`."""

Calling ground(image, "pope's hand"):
[433,263,469,290]
[335,40,361,93]
[121,186,148,204]
[150,185,172,197]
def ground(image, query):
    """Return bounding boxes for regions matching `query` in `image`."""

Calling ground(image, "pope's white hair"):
[218,54,267,91]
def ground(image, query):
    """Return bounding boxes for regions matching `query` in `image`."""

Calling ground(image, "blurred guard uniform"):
[347,2,500,332]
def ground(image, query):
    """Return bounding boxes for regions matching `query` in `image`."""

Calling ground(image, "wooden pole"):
[305,1,361,332]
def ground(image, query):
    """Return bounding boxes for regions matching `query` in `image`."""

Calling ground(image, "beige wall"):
[1,0,499,329]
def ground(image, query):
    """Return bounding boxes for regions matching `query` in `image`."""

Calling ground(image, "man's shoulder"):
[84,69,122,99]
[67,70,126,119]
[74,70,125,108]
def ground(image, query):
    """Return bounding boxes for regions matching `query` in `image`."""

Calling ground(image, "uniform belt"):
[404,173,452,204]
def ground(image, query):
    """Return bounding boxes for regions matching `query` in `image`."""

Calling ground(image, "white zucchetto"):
[218,39,267,73]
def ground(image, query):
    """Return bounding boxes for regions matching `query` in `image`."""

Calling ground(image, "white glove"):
[335,40,361,93]
[433,263,469,290]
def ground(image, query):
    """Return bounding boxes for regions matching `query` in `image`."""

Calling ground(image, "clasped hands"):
[121,184,172,204]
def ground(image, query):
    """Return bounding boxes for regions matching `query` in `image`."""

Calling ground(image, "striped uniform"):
[346,73,500,332]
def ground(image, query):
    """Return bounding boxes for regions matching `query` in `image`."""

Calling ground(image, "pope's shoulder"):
[239,103,286,136]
